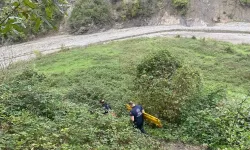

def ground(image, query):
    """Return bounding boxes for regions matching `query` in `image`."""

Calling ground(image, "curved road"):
[1,22,250,67]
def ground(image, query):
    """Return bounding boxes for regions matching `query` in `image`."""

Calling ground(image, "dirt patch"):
[161,142,207,150]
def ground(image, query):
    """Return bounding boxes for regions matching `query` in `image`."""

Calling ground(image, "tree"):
[0,0,67,43]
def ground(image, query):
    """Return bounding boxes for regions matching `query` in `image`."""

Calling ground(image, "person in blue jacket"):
[99,99,112,114]
[128,101,146,134]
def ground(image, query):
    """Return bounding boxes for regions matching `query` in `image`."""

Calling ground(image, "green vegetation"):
[172,0,189,15]
[135,50,202,123]
[69,0,161,34]
[240,0,250,6]
[69,0,112,34]
[135,49,249,149]
[172,0,189,8]
[0,70,160,149]
[1,37,250,149]
[119,0,158,20]
[0,0,67,44]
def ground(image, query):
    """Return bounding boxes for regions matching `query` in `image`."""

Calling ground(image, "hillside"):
[65,0,250,34]
[1,0,250,149]
[1,0,250,43]
[1,37,250,149]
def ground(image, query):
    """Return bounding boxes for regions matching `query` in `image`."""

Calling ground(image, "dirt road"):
[1,22,250,67]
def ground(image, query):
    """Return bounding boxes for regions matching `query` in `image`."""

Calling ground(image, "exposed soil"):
[161,142,207,150]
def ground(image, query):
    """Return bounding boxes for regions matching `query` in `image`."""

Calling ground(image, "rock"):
[158,12,180,25]
[186,18,208,26]
[75,27,89,34]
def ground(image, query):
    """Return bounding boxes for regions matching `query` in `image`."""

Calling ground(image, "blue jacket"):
[102,103,111,114]
[130,105,144,125]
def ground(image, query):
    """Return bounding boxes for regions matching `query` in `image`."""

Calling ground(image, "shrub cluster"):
[69,0,112,34]
[134,50,250,149]
[172,0,189,15]
[134,50,202,123]
[69,0,160,34]
[119,0,158,20]
[0,69,162,149]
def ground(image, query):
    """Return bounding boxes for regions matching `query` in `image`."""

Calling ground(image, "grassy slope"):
[2,37,250,149]
[34,37,250,97]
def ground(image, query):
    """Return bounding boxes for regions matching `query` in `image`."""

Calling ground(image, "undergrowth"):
[69,0,161,34]
[1,37,250,149]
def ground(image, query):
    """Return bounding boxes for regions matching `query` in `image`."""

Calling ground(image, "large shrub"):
[69,0,160,33]
[0,69,58,119]
[69,0,112,34]
[119,0,158,20]
[172,0,188,8]
[134,50,202,123]
[172,0,189,15]
[180,95,250,149]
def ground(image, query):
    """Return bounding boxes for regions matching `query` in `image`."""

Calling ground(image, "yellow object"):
[126,104,163,128]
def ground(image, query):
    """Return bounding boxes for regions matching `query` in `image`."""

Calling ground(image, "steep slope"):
[66,0,250,34]
[1,38,249,149]
[187,0,250,25]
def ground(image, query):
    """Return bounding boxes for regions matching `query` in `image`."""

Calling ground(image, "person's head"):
[99,99,105,104]
[128,101,135,107]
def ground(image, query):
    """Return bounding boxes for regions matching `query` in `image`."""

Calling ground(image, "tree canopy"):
[0,0,67,43]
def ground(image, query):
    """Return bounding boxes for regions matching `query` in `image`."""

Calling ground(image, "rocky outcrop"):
[63,0,250,34]
[187,0,250,25]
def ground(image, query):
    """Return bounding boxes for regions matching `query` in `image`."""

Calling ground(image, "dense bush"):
[0,104,162,149]
[0,69,162,149]
[172,0,189,15]
[172,0,188,8]
[69,0,112,34]
[134,50,250,148]
[180,93,250,149]
[119,0,158,20]
[69,0,160,34]
[134,50,202,123]
[0,69,58,119]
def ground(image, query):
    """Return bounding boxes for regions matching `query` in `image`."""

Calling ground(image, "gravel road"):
[1,22,250,67]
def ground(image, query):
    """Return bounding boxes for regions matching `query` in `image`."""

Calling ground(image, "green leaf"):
[2,26,11,34]
[12,2,20,7]
[34,18,42,31]
[5,18,15,25]
[23,0,37,9]
[12,24,23,32]
[45,7,53,19]
[22,12,29,19]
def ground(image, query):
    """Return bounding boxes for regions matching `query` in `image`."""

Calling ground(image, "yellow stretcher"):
[126,104,162,128]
